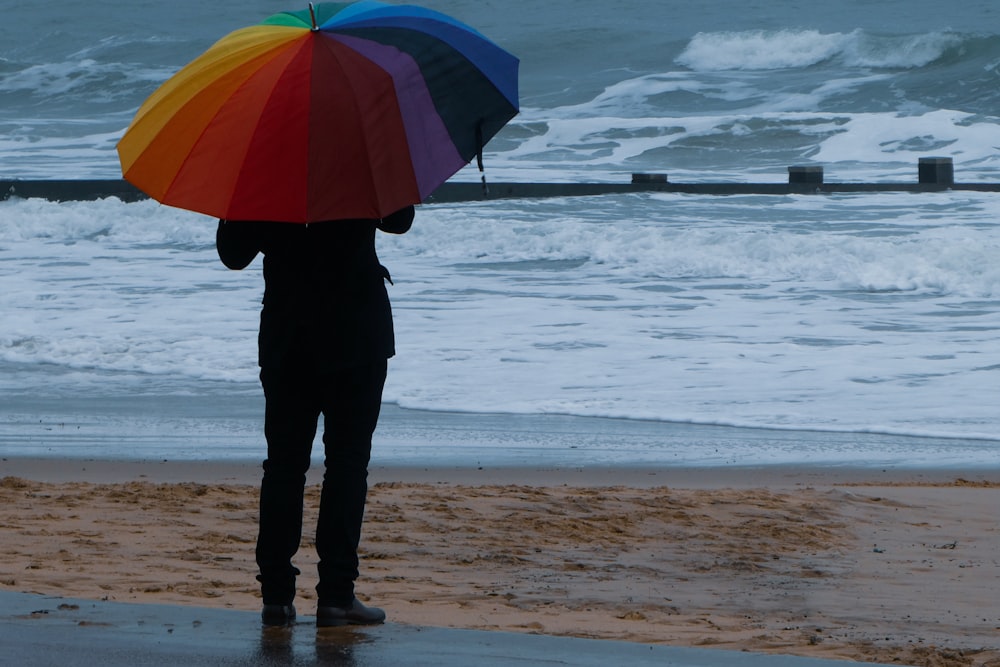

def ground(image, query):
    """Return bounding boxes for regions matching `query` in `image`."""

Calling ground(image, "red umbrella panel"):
[117,1,519,222]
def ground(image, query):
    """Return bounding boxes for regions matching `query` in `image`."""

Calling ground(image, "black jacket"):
[216,206,414,371]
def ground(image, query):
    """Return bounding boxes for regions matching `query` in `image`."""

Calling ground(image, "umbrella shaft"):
[308,3,319,31]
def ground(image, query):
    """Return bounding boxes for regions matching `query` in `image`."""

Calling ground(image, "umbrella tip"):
[308,2,319,31]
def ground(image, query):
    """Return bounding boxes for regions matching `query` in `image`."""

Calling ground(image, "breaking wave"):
[677,28,972,71]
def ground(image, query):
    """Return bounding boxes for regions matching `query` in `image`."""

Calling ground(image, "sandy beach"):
[1,457,997,666]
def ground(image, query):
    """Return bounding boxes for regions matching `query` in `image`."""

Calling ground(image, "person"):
[216,206,414,627]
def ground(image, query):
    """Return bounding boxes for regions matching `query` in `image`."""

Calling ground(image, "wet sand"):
[1,458,998,666]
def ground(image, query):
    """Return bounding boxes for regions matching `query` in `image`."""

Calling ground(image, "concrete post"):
[631,173,668,184]
[918,157,954,185]
[788,166,823,184]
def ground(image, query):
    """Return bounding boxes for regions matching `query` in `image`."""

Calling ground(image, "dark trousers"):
[256,360,387,607]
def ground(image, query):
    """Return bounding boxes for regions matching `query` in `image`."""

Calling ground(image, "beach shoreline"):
[4,454,999,487]
[1,456,998,666]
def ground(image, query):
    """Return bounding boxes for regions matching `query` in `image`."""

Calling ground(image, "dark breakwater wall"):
[4,160,998,205]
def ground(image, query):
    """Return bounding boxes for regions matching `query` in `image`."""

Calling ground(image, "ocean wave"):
[0,58,173,103]
[4,193,1000,441]
[677,28,969,71]
[489,105,1000,183]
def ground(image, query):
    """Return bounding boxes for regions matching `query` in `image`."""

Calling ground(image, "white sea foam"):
[678,29,847,71]
[3,193,1000,452]
[493,106,1000,182]
[676,29,965,71]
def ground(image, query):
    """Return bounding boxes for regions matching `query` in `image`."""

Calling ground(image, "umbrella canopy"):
[117,1,519,223]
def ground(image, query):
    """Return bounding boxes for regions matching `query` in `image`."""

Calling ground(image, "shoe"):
[316,598,386,627]
[261,603,296,627]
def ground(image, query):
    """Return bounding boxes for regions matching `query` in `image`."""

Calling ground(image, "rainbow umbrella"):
[117,1,519,223]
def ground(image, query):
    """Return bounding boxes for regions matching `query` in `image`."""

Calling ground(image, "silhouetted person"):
[217,206,414,627]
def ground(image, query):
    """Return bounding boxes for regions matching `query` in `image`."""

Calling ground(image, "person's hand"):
[216,219,261,269]
[377,206,414,234]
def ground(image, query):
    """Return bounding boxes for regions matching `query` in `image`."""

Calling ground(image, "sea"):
[3,0,1000,469]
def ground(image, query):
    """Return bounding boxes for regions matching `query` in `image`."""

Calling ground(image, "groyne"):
[4,158,997,204]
